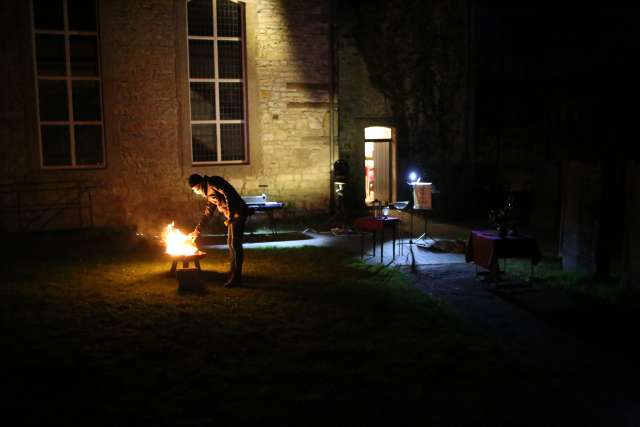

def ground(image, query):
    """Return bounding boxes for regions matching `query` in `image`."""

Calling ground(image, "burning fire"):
[163,222,198,256]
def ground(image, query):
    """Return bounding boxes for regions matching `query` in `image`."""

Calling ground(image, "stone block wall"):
[98,0,184,232]
[559,161,602,273]
[560,160,640,282]
[622,161,640,287]
[252,0,331,212]
[0,0,33,180]
[336,8,394,215]
[0,0,332,233]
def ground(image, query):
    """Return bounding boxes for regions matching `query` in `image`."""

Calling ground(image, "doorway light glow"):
[364,126,392,140]
[364,142,374,158]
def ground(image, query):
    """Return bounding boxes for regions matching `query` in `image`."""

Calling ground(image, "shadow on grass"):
[5,230,625,425]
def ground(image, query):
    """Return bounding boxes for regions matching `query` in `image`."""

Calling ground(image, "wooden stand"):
[168,251,207,275]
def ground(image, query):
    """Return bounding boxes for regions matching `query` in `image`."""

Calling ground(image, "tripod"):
[398,208,437,251]
[412,208,437,248]
[396,207,438,271]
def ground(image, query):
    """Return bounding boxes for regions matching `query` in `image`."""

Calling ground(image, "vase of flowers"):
[489,202,513,239]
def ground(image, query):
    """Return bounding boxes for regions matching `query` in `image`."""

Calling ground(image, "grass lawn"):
[0,232,620,425]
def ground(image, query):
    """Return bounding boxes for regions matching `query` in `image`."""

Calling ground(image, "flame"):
[163,222,198,256]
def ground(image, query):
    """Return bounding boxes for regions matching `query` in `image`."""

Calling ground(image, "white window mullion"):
[240,2,248,161]
[70,76,101,81]
[41,121,102,126]
[63,0,76,166]
[30,1,45,169]
[190,78,216,83]
[40,76,100,81]
[41,121,72,126]
[188,35,215,41]
[213,0,222,163]
[34,29,98,36]
[194,160,244,165]
[191,120,217,125]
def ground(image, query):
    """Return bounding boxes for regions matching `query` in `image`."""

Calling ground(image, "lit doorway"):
[364,126,395,205]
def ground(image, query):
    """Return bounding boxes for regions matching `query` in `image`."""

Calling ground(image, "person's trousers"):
[227,216,246,280]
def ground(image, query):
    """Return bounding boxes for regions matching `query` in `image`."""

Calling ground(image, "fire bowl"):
[167,251,207,262]
[168,251,207,275]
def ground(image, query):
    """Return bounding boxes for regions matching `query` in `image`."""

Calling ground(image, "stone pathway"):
[202,226,640,424]
[404,262,640,426]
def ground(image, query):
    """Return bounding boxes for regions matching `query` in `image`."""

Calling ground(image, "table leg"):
[392,224,396,260]
[267,211,277,236]
[530,259,534,280]
[372,231,376,257]
[380,227,384,263]
[246,214,253,235]
[490,261,498,283]
[194,259,201,271]
[170,261,177,275]
[183,260,189,268]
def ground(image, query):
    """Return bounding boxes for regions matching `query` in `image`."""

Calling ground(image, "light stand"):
[410,180,437,248]
[397,173,438,270]
[397,173,422,270]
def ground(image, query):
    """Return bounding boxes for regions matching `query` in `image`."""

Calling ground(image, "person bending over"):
[189,174,248,287]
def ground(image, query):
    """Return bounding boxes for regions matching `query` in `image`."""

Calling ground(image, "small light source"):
[409,172,418,182]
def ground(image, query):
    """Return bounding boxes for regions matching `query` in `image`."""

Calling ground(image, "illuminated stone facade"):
[0,0,331,233]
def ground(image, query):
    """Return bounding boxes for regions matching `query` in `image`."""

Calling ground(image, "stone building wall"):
[559,162,602,273]
[98,0,184,231]
[622,162,640,287]
[560,160,640,283]
[336,7,393,215]
[251,0,331,213]
[0,0,332,233]
[0,0,33,180]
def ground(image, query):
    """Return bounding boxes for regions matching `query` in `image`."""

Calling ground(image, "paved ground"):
[405,262,640,426]
[202,225,640,425]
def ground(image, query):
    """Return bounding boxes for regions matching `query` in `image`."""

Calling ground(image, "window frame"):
[186,0,249,165]
[30,0,106,170]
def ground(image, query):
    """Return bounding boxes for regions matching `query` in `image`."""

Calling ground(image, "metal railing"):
[0,180,95,232]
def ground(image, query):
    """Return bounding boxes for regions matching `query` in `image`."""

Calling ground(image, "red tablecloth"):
[465,229,541,270]
[353,216,399,231]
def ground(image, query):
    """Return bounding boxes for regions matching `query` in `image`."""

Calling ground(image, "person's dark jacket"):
[195,175,248,233]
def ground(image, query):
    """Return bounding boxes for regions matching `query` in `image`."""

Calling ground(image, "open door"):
[364,126,396,205]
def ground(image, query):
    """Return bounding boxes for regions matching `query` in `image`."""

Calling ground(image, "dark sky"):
[472,4,640,158]
[476,4,640,84]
